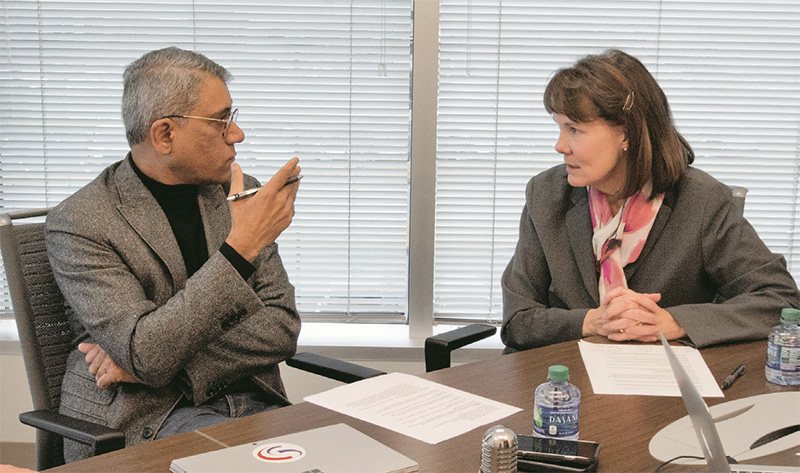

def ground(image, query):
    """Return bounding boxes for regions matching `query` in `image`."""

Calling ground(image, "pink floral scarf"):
[588,184,663,301]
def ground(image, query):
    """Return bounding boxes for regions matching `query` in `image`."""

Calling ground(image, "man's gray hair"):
[122,47,232,146]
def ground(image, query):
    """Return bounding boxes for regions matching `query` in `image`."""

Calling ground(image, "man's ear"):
[150,118,174,155]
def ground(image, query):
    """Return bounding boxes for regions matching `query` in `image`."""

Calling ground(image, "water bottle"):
[533,365,580,440]
[765,308,800,386]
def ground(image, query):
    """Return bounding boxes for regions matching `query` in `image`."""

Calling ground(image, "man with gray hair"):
[45,47,302,462]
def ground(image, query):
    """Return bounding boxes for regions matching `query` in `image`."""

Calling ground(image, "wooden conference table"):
[47,337,799,472]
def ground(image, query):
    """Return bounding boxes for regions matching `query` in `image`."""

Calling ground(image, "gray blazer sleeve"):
[182,243,300,403]
[663,173,800,347]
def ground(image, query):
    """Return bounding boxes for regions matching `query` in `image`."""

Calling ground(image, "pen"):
[283,174,303,186]
[721,364,746,390]
[227,175,303,201]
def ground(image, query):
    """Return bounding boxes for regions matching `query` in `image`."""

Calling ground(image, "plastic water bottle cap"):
[548,364,569,381]
[780,308,800,324]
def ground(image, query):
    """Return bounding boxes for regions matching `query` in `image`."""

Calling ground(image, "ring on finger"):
[619,328,625,334]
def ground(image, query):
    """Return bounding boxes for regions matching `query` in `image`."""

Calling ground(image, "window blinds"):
[0,0,414,320]
[435,0,800,322]
[2,0,798,326]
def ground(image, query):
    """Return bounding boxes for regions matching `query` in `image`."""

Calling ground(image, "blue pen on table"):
[721,364,746,390]
[227,175,303,201]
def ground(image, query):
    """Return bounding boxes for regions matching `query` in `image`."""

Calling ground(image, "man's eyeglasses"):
[160,108,238,136]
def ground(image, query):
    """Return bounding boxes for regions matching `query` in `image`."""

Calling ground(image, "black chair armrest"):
[425,324,497,372]
[20,409,125,456]
[286,352,386,384]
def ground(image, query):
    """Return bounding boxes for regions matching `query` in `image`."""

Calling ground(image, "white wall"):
[0,353,35,443]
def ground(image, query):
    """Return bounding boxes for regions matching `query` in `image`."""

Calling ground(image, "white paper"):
[304,372,523,444]
[578,340,724,397]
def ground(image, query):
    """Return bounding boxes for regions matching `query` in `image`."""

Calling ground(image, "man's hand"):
[583,287,685,342]
[226,158,301,261]
[78,343,138,390]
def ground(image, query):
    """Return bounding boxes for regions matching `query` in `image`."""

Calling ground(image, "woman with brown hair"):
[501,49,799,351]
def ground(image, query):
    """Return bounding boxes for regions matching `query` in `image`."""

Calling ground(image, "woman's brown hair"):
[543,49,694,199]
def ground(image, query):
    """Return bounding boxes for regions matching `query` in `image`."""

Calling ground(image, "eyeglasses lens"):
[224,109,239,136]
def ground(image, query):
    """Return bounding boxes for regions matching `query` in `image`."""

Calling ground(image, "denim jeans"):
[155,391,281,440]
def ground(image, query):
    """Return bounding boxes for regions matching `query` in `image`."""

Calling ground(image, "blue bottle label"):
[767,343,800,373]
[533,404,579,438]
[767,342,780,369]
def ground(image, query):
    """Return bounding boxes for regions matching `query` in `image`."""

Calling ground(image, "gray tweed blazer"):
[501,165,800,352]
[46,156,300,461]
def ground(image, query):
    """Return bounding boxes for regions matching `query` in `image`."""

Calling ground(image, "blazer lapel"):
[565,187,600,305]
[623,189,674,280]
[114,156,187,289]
[198,184,230,255]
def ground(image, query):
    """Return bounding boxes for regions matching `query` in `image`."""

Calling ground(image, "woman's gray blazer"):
[45,156,301,461]
[501,164,800,351]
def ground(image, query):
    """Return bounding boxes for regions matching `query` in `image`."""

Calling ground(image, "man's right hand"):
[78,342,138,390]
[225,158,301,262]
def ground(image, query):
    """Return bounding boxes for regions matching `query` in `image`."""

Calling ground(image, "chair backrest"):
[0,207,71,469]
[730,185,747,217]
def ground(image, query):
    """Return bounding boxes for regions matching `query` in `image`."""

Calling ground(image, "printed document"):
[578,340,723,397]
[305,372,522,444]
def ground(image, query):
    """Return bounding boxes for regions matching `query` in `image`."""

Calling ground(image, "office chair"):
[730,185,747,218]
[0,208,383,470]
